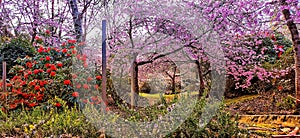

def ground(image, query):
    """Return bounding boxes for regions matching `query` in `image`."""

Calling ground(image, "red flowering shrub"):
[0,35,104,112]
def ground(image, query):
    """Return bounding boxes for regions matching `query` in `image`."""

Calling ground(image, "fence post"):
[102,20,108,109]
[2,61,6,93]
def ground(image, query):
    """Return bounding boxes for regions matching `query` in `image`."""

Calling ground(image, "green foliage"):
[0,98,99,137]
[259,32,292,64]
[276,96,296,110]
[0,35,103,111]
[166,100,249,138]
[0,36,36,78]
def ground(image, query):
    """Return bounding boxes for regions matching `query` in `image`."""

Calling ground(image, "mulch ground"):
[225,91,297,115]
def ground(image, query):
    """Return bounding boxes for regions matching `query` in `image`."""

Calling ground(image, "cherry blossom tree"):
[1,0,300,111]
[105,0,300,110]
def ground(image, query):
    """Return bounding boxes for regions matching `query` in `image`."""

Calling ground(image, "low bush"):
[0,36,36,79]
[0,98,99,137]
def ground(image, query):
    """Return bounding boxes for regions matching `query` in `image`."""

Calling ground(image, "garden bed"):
[225,91,296,115]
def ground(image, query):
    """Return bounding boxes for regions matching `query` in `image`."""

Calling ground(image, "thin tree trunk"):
[281,0,300,110]
[171,67,176,94]
[195,60,205,99]
[131,60,139,109]
[69,0,83,41]
[31,1,40,44]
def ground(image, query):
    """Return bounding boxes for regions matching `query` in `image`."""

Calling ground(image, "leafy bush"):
[166,100,248,138]
[225,31,293,95]
[0,98,99,137]
[276,96,296,110]
[0,36,36,78]
[0,35,103,112]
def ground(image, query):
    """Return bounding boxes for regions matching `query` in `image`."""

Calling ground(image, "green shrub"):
[166,100,249,138]
[276,96,296,110]
[0,36,36,78]
[0,98,99,137]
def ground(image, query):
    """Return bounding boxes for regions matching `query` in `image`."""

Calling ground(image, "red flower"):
[72,50,77,54]
[26,62,33,68]
[76,54,81,59]
[22,93,29,99]
[70,45,75,49]
[21,81,26,86]
[72,74,77,79]
[28,71,32,75]
[34,69,40,74]
[72,92,79,97]
[39,57,44,61]
[83,63,88,68]
[62,48,68,53]
[278,85,283,91]
[55,102,62,107]
[68,39,77,44]
[45,63,51,68]
[64,80,71,85]
[83,84,89,89]
[45,30,50,34]
[83,99,88,103]
[45,56,51,61]
[91,96,98,101]
[6,83,12,87]
[9,103,17,109]
[38,48,43,53]
[27,102,38,108]
[76,84,81,89]
[78,42,85,46]
[57,62,63,67]
[50,71,56,77]
[81,55,87,61]
[105,107,110,111]
[96,75,102,80]
[271,34,276,41]
[94,85,99,89]
[39,69,44,73]
[39,81,45,87]
[50,65,57,71]
[34,85,40,91]
[28,81,36,86]
[35,36,40,40]
[61,42,66,47]
[277,45,284,58]
[87,77,93,82]
[43,80,48,85]
[37,96,43,101]
[46,69,51,73]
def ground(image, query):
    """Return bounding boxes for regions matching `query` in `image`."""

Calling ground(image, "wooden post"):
[101,20,108,108]
[2,61,6,93]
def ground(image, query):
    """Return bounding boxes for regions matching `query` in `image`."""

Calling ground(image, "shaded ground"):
[225,91,300,137]
[225,91,296,115]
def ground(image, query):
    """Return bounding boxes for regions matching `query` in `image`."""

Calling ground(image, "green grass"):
[139,91,199,99]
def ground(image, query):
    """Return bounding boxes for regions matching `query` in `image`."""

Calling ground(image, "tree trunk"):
[69,0,83,41]
[131,60,139,109]
[31,0,40,44]
[171,67,177,94]
[195,60,205,99]
[281,0,300,110]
